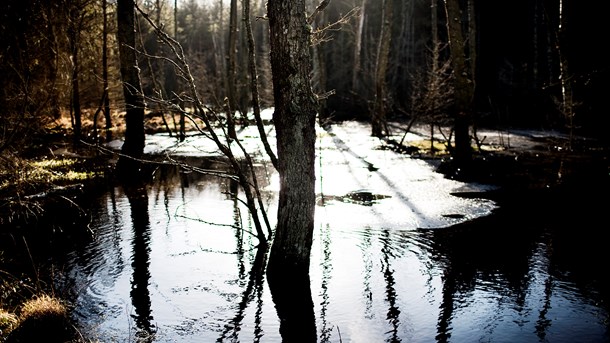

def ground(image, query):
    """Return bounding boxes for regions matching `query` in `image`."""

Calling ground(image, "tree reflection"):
[125,185,155,340]
[423,208,539,342]
[318,223,333,342]
[267,262,317,342]
[218,245,268,342]
[381,230,401,343]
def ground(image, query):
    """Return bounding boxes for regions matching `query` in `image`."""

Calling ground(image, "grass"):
[0,294,71,342]
[18,294,68,322]
[0,308,18,336]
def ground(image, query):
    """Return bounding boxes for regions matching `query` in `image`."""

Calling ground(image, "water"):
[4,120,609,342]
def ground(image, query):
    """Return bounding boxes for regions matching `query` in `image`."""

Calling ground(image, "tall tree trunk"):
[267,0,318,273]
[372,0,393,137]
[443,0,473,166]
[175,0,186,141]
[352,0,367,94]
[243,0,278,169]
[312,5,329,123]
[103,0,112,142]
[557,0,574,149]
[225,0,238,139]
[117,0,146,180]
[68,6,82,146]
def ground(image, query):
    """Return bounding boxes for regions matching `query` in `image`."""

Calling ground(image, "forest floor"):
[389,121,610,197]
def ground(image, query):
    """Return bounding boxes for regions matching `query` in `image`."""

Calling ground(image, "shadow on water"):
[217,245,267,342]
[379,229,402,343]
[423,184,610,342]
[3,139,609,342]
[124,184,155,341]
[267,263,317,343]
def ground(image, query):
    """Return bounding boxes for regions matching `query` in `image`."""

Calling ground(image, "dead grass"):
[18,294,68,322]
[0,308,18,336]
[1,294,78,342]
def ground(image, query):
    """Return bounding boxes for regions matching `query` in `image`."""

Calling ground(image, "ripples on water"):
[3,122,608,343]
[43,161,605,343]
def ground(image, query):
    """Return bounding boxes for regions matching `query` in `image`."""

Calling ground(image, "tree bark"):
[372,0,393,137]
[351,0,366,94]
[557,0,574,149]
[68,5,83,146]
[225,0,238,139]
[116,0,146,180]
[267,0,318,273]
[102,0,112,142]
[444,0,473,166]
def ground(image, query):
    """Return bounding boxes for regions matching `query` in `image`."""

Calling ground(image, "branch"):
[308,0,331,24]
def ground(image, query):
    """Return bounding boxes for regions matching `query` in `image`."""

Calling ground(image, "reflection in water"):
[360,228,375,320]
[35,155,608,342]
[218,246,268,342]
[426,213,538,342]
[436,268,455,343]
[381,230,401,343]
[318,223,333,342]
[125,185,155,340]
[267,264,317,342]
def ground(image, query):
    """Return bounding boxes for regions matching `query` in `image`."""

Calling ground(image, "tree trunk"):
[352,0,367,93]
[243,0,278,169]
[116,0,146,180]
[557,0,574,149]
[103,0,112,142]
[372,0,393,137]
[225,0,238,139]
[68,6,82,146]
[312,5,329,123]
[444,0,473,166]
[267,0,318,273]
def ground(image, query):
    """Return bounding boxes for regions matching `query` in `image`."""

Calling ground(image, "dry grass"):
[0,295,69,341]
[18,294,68,323]
[1,294,78,342]
[0,308,18,335]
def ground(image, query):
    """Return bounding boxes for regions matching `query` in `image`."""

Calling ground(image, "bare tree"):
[67,0,92,146]
[556,0,574,149]
[242,0,278,168]
[93,0,113,144]
[135,3,271,244]
[266,0,319,272]
[266,2,318,336]
[116,0,146,179]
[443,0,473,166]
[225,0,239,139]
[371,0,394,137]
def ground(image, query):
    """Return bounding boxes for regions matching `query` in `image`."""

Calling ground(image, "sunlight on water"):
[53,120,609,343]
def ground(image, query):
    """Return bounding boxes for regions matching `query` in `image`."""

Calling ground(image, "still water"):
[14,121,610,342]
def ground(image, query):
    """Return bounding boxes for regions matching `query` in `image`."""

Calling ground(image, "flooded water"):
[4,118,610,342]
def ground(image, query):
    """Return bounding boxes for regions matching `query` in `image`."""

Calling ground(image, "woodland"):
[1,0,608,150]
[1,0,608,231]
[0,0,609,341]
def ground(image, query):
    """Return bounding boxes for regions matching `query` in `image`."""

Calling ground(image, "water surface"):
[10,120,610,342]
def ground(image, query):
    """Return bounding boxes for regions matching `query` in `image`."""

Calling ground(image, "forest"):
[1,0,608,151]
[1,0,609,342]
